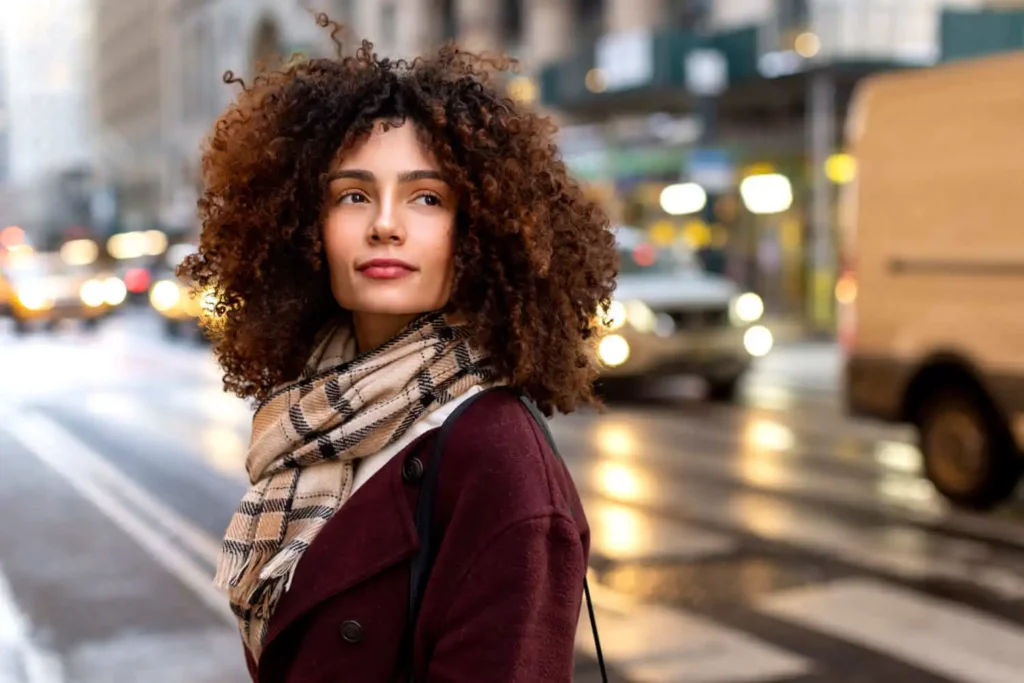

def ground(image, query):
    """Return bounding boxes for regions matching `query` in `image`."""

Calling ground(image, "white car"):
[596,228,773,399]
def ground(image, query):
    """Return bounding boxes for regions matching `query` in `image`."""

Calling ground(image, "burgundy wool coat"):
[244,388,591,683]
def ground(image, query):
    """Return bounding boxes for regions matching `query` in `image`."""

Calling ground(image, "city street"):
[4,312,1024,683]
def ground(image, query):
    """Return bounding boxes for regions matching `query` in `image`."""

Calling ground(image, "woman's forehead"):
[334,121,438,171]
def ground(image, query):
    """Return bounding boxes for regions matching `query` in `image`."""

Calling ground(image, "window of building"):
[252,15,282,73]
[575,0,603,23]
[338,0,355,22]
[501,0,523,49]
[381,2,397,49]
[574,0,604,41]
[440,0,457,42]
[665,0,712,29]
[776,0,810,31]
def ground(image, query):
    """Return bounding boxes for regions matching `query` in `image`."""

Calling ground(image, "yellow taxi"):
[149,273,223,340]
[1,249,126,333]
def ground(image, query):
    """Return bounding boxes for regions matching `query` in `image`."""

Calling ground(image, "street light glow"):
[795,32,821,58]
[0,225,25,248]
[61,239,99,266]
[826,153,857,184]
[740,174,793,214]
[659,182,707,216]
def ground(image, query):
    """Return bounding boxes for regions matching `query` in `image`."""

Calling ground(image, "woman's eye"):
[413,193,442,207]
[337,191,368,205]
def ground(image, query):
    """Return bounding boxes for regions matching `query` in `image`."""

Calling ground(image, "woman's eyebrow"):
[327,169,374,182]
[326,169,446,184]
[398,170,445,184]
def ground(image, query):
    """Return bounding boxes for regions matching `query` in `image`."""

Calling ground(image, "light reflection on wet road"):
[3,313,1024,683]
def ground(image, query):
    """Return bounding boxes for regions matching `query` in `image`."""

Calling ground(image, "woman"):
[180,15,617,682]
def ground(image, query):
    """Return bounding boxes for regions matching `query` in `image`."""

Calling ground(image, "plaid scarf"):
[215,312,494,658]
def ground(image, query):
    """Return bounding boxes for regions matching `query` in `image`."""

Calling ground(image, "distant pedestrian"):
[177,13,616,683]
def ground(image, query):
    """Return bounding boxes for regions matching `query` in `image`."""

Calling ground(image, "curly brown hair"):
[178,16,618,415]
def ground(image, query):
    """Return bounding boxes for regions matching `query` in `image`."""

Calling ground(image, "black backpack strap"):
[404,386,509,682]
[402,386,607,683]
[516,394,608,683]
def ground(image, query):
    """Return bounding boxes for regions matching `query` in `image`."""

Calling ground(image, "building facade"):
[163,0,347,237]
[1,0,92,185]
[90,0,168,236]
[155,0,1024,327]
[0,0,93,245]
[0,31,8,187]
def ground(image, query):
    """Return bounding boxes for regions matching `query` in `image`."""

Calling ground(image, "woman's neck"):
[353,311,419,354]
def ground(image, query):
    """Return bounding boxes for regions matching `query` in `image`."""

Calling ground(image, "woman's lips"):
[359,265,414,280]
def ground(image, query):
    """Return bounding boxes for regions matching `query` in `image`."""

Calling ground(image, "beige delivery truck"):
[841,51,1024,510]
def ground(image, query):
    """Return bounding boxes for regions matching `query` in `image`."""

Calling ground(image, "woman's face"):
[323,122,457,345]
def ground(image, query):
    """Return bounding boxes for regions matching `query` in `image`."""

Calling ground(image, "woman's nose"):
[370,199,404,244]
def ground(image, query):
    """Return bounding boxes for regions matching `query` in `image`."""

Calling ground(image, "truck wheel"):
[915,387,1021,510]
[707,375,742,402]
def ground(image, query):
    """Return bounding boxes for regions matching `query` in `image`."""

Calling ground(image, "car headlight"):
[103,277,128,306]
[624,300,656,333]
[731,292,764,324]
[598,334,630,367]
[150,280,182,312]
[743,325,774,357]
[16,285,52,311]
[79,279,106,307]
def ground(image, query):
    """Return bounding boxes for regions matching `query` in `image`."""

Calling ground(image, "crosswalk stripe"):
[78,389,251,481]
[554,419,1024,551]
[0,564,63,683]
[567,458,1024,600]
[761,577,1024,683]
[551,423,942,523]
[54,389,1024,600]
[580,581,811,682]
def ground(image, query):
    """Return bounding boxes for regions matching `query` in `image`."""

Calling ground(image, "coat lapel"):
[259,437,425,657]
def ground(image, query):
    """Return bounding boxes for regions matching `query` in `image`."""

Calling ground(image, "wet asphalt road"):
[4,311,1024,683]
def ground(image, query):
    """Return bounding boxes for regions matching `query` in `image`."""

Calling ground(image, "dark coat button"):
[340,620,364,644]
[402,457,424,483]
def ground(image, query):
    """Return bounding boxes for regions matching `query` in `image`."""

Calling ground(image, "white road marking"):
[6,413,234,626]
[579,581,810,683]
[554,415,1024,558]
[0,564,63,683]
[568,459,1024,600]
[762,577,1024,683]
[79,389,251,481]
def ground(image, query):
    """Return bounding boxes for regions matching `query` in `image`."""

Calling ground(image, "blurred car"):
[148,271,220,340]
[0,251,126,333]
[841,53,1024,510]
[595,227,773,399]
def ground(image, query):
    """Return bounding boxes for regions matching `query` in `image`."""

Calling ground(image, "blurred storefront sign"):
[940,8,1024,63]
[596,31,654,91]
[687,148,735,194]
